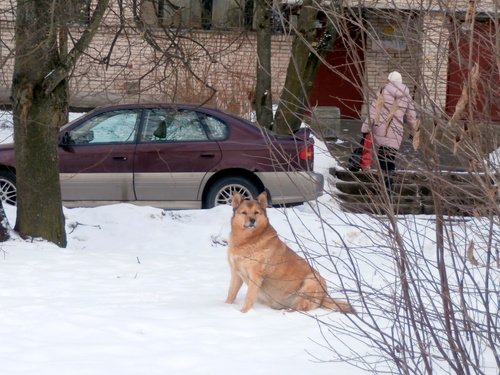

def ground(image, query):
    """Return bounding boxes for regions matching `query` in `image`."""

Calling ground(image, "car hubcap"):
[215,184,253,206]
[0,178,16,206]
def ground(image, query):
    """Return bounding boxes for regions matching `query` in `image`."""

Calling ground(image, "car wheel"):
[204,176,260,208]
[0,170,16,206]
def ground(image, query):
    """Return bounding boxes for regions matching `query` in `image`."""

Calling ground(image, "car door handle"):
[113,156,128,161]
[200,153,215,158]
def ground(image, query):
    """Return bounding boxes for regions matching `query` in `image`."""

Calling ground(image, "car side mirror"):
[60,132,73,146]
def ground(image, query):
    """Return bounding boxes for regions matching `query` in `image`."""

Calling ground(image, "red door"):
[309,24,365,119]
[446,20,499,121]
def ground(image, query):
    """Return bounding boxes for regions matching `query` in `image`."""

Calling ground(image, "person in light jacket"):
[361,71,419,192]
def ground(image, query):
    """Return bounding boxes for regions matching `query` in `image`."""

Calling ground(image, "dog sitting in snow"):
[225,192,356,314]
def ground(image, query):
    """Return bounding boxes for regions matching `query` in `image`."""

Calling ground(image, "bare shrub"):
[266,1,499,373]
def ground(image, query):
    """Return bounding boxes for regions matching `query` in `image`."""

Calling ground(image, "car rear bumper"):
[256,171,324,205]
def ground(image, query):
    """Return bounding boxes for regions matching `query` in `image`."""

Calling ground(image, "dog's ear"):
[231,192,243,210]
[256,192,268,209]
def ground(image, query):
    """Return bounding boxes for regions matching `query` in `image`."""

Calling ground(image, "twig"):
[466,240,479,266]
[68,221,102,234]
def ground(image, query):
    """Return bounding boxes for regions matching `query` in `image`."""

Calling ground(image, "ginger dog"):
[225,192,356,314]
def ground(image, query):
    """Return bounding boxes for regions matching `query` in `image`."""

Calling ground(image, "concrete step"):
[338,200,424,215]
[335,180,419,196]
[331,167,499,216]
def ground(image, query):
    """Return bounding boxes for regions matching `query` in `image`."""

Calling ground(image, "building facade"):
[0,0,497,121]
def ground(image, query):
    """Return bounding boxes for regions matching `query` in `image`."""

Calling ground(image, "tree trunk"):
[11,0,109,247]
[12,2,66,246]
[12,82,68,247]
[255,0,273,130]
[274,0,335,134]
[0,201,10,242]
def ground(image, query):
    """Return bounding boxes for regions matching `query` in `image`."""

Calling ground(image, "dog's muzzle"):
[244,219,257,228]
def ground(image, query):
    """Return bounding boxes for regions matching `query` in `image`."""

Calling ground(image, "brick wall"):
[420,12,450,112]
[365,12,420,95]
[69,29,292,115]
[0,0,293,115]
[0,0,496,118]
[349,0,497,11]
[362,10,422,113]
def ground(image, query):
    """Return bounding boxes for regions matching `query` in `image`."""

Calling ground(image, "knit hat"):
[388,71,403,84]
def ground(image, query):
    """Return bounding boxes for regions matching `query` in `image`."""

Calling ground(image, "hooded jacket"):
[361,82,418,150]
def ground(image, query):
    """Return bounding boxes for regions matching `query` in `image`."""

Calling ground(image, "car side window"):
[140,109,166,142]
[203,115,228,140]
[70,110,139,144]
[140,109,209,142]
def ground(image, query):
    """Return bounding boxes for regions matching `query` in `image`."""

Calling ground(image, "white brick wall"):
[0,0,496,117]
[420,12,450,112]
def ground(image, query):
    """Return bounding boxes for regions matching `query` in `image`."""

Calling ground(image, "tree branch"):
[43,0,110,95]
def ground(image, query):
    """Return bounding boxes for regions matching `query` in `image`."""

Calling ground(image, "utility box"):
[310,106,341,140]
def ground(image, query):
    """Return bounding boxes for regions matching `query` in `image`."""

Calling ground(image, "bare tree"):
[0,201,10,241]
[254,0,273,129]
[265,1,499,373]
[12,0,109,247]
[273,0,336,134]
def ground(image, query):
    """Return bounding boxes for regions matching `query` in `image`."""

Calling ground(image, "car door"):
[134,108,223,203]
[58,109,140,202]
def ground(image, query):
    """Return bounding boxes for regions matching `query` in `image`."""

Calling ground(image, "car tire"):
[0,170,16,206]
[204,176,260,209]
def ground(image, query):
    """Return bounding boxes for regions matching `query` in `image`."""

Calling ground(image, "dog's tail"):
[321,296,356,315]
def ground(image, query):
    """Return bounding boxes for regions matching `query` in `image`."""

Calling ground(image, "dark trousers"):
[377,146,397,192]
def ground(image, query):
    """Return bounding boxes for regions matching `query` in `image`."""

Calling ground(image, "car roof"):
[90,103,227,115]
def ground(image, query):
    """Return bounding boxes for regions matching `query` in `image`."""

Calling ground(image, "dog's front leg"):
[240,276,263,313]
[225,269,243,304]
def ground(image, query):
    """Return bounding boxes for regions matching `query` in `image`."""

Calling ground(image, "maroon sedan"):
[0,104,323,208]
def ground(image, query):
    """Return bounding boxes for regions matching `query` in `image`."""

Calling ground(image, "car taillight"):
[299,144,314,160]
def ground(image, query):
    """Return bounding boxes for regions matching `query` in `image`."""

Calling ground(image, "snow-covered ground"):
[0,113,497,374]
[2,203,359,375]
